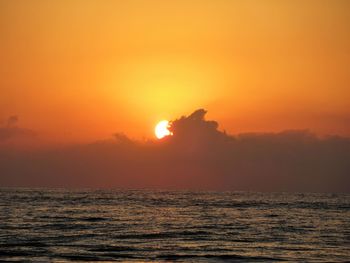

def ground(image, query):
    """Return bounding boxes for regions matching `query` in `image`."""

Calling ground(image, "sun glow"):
[155,120,172,139]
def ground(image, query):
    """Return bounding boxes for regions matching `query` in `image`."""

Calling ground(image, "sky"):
[0,0,350,191]
[1,0,350,144]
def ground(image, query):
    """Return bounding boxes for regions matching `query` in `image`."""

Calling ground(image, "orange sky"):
[1,0,350,143]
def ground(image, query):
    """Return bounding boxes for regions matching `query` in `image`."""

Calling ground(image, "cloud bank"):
[0,110,349,192]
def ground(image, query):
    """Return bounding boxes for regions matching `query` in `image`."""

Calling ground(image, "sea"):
[0,189,349,262]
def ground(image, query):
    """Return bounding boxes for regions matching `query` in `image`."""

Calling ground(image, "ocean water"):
[0,189,349,262]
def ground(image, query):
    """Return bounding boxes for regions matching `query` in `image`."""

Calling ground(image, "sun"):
[155,120,172,139]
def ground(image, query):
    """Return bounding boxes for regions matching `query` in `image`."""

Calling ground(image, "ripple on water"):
[0,189,349,262]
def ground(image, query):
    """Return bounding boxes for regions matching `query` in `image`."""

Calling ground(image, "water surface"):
[0,189,349,262]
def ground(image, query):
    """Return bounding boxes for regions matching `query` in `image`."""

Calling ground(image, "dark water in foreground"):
[0,189,349,262]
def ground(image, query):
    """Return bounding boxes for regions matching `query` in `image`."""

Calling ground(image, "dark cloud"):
[0,109,349,192]
[0,116,36,142]
[168,109,230,147]
[7,115,19,126]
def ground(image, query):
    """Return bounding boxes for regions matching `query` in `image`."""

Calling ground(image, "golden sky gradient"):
[1,0,350,143]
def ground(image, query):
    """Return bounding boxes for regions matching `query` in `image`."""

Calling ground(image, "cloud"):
[0,116,36,142]
[7,115,19,126]
[168,109,230,147]
[0,110,349,192]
